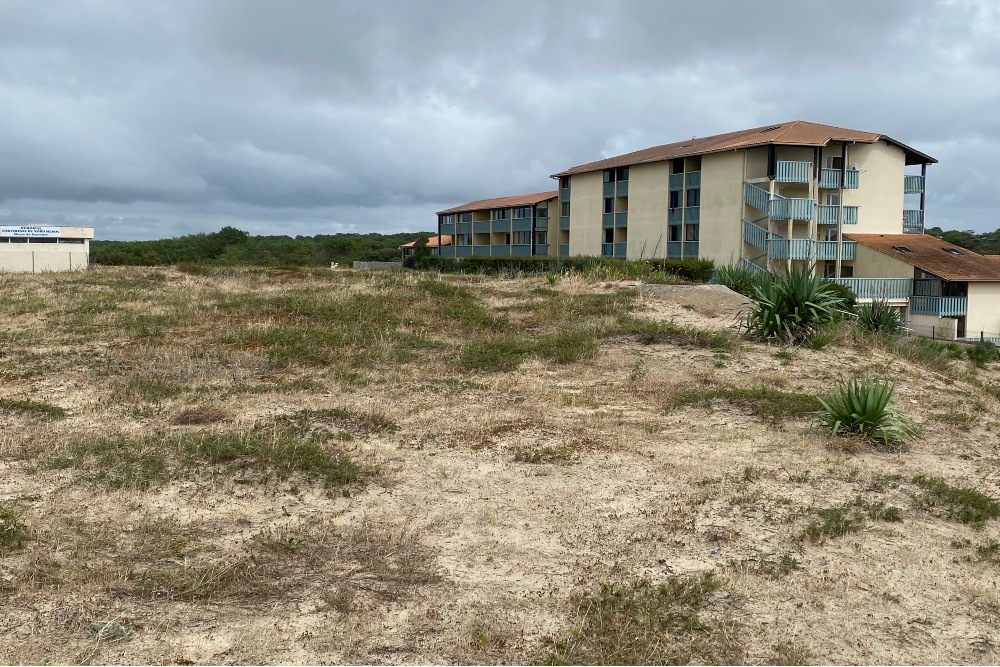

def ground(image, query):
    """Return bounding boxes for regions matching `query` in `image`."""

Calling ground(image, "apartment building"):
[436,191,558,258]
[0,224,94,273]
[399,234,451,258]
[550,120,935,274]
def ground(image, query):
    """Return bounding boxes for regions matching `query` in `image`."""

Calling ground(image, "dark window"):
[505,233,511,245]
[604,228,614,243]
[513,231,531,245]
[669,225,681,242]
[534,231,547,244]
[460,212,472,222]
[685,224,699,242]
[58,238,85,244]
[560,176,570,189]
[603,170,614,183]
[493,208,509,220]
[672,159,684,174]
[604,198,614,214]
[669,191,681,208]
[616,167,629,181]
[686,189,700,207]
[841,265,854,278]
[536,205,547,218]
[561,202,570,216]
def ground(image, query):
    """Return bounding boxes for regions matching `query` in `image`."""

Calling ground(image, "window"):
[440,214,455,224]
[58,238,85,244]
[513,231,531,245]
[669,191,681,209]
[535,231,547,245]
[459,212,472,222]
[604,228,614,243]
[603,169,614,183]
[536,204,548,218]
[492,208,509,220]
[841,265,854,278]
[686,189,700,207]
[825,192,840,206]
[561,202,570,216]
[616,167,629,181]
[826,156,843,170]
[604,198,614,214]
[560,176,570,189]
[669,225,681,242]
[824,228,839,241]
[513,206,532,218]
[685,224,699,241]
[891,245,913,254]
[458,234,472,246]
[672,159,684,174]
[942,247,964,255]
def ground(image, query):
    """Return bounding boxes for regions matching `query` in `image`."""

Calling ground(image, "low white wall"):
[0,249,88,273]
[908,314,957,340]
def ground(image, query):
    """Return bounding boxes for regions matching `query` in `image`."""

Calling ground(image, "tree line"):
[925,227,1000,255]
[92,227,431,267]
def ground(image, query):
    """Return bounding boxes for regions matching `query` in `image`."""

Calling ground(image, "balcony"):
[831,278,913,300]
[615,242,627,258]
[684,241,699,257]
[684,207,700,223]
[903,210,923,233]
[603,181,615,198]
[602,243,627,258]
[559,186,570,203]
[776,161,812,183]
[740,258,768,274]
[769,197,814,221]
[667,241,682,258]
[744,182,770,211]
[669,173,684,190]
[559,244,569,256]
[535,217,548,230]
[910,296,967,317]
[456,245,473,258]
[511,219,531,232]
[534,244,549,256]
[769,238,813,260]
[817,205,859,225]
[440,222,456,235]
[819,168,860,189]
[602,213,614,229]
[473,221,491,234]
[615,212,628,228]
[473,245,493,256]
[743,219,769,250]
[457,222,471,234]
[617,180,629,197]
[511,244,531,257]
[560,216,570,231]
[904,175,925,194]
[816,241,857,261]
[685,171,701,189]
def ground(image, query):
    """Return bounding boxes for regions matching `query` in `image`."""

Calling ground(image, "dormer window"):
[942,247,964,255]
[891,245,914,254]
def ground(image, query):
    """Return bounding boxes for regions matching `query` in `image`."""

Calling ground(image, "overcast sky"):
[1,0,998,240]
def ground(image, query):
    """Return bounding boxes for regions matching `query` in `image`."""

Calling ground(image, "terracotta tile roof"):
[846,233,1000,281]
[551,121,936,177]
[437,191,558,215]
[399,234,452,249]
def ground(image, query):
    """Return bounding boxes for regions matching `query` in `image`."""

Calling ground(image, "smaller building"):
[399,234,452,258]
[437,191,559,258]
[843,233,1000,340]
[0,225,94,273]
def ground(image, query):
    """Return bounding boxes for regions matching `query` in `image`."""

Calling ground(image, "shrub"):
[407,255,715,282]
[818,377,918,447]
[741,267,846,344]
[714,264,771,297]
[966,340,1000,368]
[857,300,905,336]
[821,280,858,312]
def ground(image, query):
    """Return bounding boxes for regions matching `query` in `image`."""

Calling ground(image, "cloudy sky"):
[1,0,998,240]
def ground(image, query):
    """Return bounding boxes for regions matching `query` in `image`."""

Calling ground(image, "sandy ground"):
[1,270,999,665]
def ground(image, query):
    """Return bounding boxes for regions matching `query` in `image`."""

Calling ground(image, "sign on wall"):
[0,225,62,238]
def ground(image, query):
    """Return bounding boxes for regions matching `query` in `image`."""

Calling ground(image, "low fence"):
[351,261,404,270]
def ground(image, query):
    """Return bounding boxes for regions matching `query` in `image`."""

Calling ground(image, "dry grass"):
[1,266,999,664]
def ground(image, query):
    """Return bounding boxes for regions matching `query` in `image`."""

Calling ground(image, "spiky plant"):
[741,267,846,344]
[818,377,918,447]
[714,264,771,297]
[857,300,905,336]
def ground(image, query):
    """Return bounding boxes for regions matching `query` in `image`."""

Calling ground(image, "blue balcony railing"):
[534,244,549,256]
[819,168,860,189]
[559,187,570,202]
[602,213,614,229]
[817,205,859,225]
[904,175,925,194]
[910,296,967,317]
[685,171,701,189]
[614,242,627,258]
[816,241,857,261]
[832,278,912,300]
[776,161,812,183]
[743,219,769,250]
[615,212,628,228]
[603,181,615,198]
[769,197,814,221]
[617,180,629,197]
[669,173,684,190]
[511,244,531,257]
[903,210,923,232]
[601,243,614,257]
[559,244,569,256]
[769,239,813,260]
[560,216,570,231]
[744,182,770,211]
[535,217,548,230]
[740,258,768,274]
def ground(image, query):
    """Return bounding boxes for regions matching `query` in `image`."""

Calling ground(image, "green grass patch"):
[0,501,31,553]
[663,385,816,426]
[38,428,370,491]
[618,317,737,352]
[728,552,800,580]
[539,574,741,665]
[802,496,901,542]
[912,475,1000,527]
[0,398,67,420]
[459,328,598,372]
[282,407,399,437]
[511,444,580,465]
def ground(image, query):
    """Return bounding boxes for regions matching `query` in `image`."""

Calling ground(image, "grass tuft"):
[0,501,31,553]
[912,476,1000,527]
[802,496,901,542]
[664,384,816,426]
[0,398,67,420]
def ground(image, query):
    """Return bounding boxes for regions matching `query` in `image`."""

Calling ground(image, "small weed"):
[621,317,737,352]
[928,411,976,425]
[511,444,580,465]
[664,385,817,426]
[283,407,399,436]
[0,501,31,553]
[729,552,800,580]
[743,465,763,482]
[766,640,814,665]
[775,348,794,365]
[867,473,903,492]
[802,496,901,542]
[172,405,231,425]
[912,475,1000,527]
[0,398,66,420]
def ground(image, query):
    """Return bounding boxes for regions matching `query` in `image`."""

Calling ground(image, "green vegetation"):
[540,574,741,665]
[94,226,426,267]
[511,443,580,465]
[966,340,1000,368]
[459,329,598,372]
[740,267,847,344]
[663,384,817,426]
[406,254,715,282]
[802,496,901,542]
[0,398,67,420]
[618,317,738,352]
[912,476,1000,527]
[857,300,905,336]
[818,377,918,447]
[714,263,767,297]
[39,428,369,490]
[0,501,31,553]
[729,552,800,579]
[925,226,1000,255]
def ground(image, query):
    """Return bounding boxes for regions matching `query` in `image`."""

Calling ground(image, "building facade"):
[0,224,94,273]
[400,235,452,258]
[436,191,558,258]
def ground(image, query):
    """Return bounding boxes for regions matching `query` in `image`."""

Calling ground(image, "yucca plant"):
[857,300,905,336]
[741,267,847,344]
[818,377,918,447]
[714,264,771,297]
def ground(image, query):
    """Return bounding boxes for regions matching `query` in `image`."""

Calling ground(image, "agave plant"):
[818,377,918,446]
[741,267,847,344]
[714,264,771,297]
[857,300,905,336]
